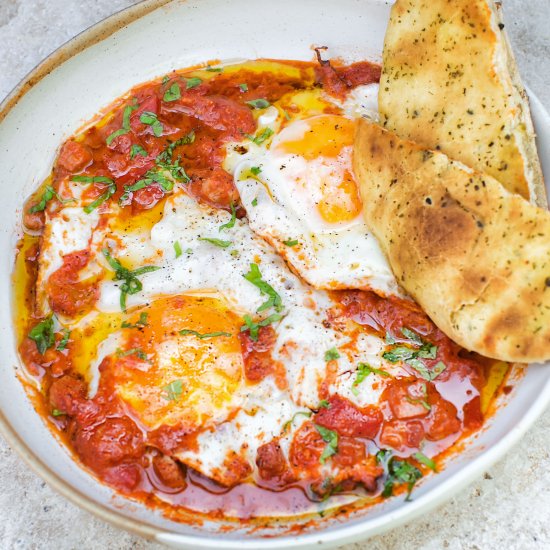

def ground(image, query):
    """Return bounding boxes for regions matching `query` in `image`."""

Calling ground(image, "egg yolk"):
[111,295,244,431]
[276,115,363,224]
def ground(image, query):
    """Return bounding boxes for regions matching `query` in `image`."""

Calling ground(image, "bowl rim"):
[1,1,550,548]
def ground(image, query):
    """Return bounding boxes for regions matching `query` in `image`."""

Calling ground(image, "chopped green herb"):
[163,82,181,102]
[414,452,437,472]
[250,166,262,176]
[382,457,423,501]
[29,185,74,213]
[161,75,170,85]
[406,395,431,411]
[102,248,161,311]
[239,83,248,92]
[28,315,55,355]
[385,332,396,345]
[243,263,283,313]
[198,237,232,248]
[324,348,340,361]
[106,103,138,145]
[376,448,392,464]
[185,248,193,254]
[140,111,164,137]
[116,347,150,362]
[283,239,299,247]
[246,127,274,145]
[352,362,390,396]
[56,329,71,351]
[130,144,148,159]
[121,312,149,329]
[174,241,183,258]
[315,425,339,464]
[240,313,283,341]
[317,400,331,409]
[179,329,232,339]
[219,202,237,232]
[401,327,424,345]
[251,198,258,207]
[205,65,223,72]
[52,409,65,417]
[246,98,271,109]
[383,330,445,381]
[283,410,313,430]
[70,175,113,184]
[162,379,183,401]
[281,108,291,121]
[185,77,202,89]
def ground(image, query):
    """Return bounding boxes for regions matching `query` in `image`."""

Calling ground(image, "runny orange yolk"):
[111,295,244,431]
[277,114,363,224]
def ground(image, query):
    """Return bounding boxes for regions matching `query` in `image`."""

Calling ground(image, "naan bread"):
[354,119,550,363]
[379,0,546,206]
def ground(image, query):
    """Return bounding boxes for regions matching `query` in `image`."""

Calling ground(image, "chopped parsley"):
[240,313,283,341]
[121,312,149,329]
[28,315,55,355]
[243,263,283,313]
[414,452,437,472]
[185,77,202,89]
[162,379,183,401]
[139,111,163,137]
[51,409,66,417]
[251,197,258,207]
[174,241,183,258]
[401,327,424,345]
[283,239,299,247]
[205,65,223,72]
[163,82,181,102]
[250,166,262,176]
[352,362,390,396]
[130,144,148,159]
[315,425,338,464]
[246,98,270,109]
[102,248,160,311]
[219,202,237,232]
[179,329,232,339]
[29,185,74,213]
[56,329,71,351]
[106,102,138,145]
[246,127,274,145]
[239,83,248,92]
[324,348,340,361]
[198,237,232,248]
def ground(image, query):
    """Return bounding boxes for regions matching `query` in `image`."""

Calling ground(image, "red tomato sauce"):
[14,58,509,526]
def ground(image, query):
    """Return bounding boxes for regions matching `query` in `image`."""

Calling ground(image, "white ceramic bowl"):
[1,1,549,548]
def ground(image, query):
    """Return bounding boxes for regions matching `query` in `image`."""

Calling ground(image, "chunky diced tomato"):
[424,399,461,441]
[314,395,383,439]
[56,140,93,173]
[152,454,187,490]
[383,378,431,420]
[380,419,425,452]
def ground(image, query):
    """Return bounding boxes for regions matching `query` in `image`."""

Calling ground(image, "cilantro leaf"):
[174,241,183,258]
[130,144,148,159]
[29,185,74,213]
[382,457,423,501]
[56,329,71,351]
[239,83,248,92]
[246,127,274,145]
[121,312,149,329]
[351,362,390,396]
[198,237,232,248]
[283,239,299,247]
[185,77,202,89]
[106,103,138,145]
[414,452,437,472]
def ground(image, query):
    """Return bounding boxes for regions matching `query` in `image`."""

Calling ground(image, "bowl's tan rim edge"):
[1,1,550,548]
[0,0,174,542]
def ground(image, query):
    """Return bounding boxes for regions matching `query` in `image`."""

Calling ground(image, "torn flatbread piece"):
[354,119,550,364]
[379,0,545,205]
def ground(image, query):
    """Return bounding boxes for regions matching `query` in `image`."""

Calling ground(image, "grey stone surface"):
[0,0,549,548]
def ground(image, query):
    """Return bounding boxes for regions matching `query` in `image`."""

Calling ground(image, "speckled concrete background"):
[0,1,549,548]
